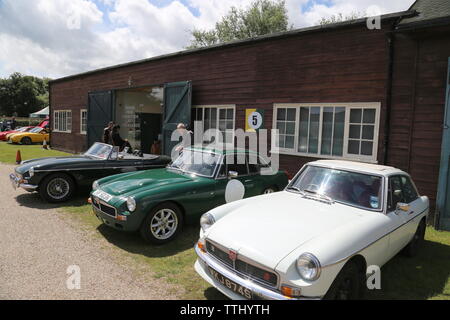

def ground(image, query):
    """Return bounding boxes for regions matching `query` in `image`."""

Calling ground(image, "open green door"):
[436,58,450,231]
[87,90,114,148]
[162,81,192,156]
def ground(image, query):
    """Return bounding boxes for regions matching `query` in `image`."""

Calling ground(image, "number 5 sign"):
[245,109,265,132]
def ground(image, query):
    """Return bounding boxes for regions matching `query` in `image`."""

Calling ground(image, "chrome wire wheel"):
[150,209,178,240]
[46,178,70,200]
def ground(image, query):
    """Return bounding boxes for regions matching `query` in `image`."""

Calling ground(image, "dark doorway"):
[138,113,162,154]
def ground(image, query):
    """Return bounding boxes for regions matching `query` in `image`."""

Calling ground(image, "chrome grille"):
[205,240,278,288]
[93,199,117,217]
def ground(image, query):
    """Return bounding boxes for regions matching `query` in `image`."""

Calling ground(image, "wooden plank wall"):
[51,23,391,174]
[388,28,450,207]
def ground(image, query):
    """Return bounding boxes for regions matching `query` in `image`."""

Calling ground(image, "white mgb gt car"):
[194,160,429,300]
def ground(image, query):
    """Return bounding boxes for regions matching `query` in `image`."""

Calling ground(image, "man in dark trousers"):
[10,117,17,130]
[103,121,114,144]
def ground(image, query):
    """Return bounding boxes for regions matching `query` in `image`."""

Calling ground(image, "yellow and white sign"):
[246,109,264,132]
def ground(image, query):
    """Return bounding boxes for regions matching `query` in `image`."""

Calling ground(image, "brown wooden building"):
[49,0,450,230]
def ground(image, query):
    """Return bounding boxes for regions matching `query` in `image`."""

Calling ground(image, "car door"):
[386,175,417,257]
[213,153,259,205]
[103,151,144,176]
[399,175,427,240]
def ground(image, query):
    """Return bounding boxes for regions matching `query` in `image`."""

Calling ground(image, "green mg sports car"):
[90,146,289,244]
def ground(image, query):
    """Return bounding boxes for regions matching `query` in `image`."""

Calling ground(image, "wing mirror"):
[228,171,238,179]
[396,203,410,212]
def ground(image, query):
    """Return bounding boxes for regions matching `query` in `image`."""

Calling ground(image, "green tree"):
[0,73,50,117]
[187,0,292,49]
[317,11,366,25]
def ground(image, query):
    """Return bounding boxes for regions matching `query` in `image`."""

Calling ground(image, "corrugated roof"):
[50,10,415,84]
[399,0,450,26]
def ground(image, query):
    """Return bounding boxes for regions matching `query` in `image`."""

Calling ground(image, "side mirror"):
[396,203,410,212]
[228,171,238,179]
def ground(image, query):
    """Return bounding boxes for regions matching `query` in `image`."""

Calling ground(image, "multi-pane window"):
[54,110,72,133]
[348,108,376,156]
[193,106,235,144]
[274,103,380,162]
[276,108,296,149]
[80,109,87,135]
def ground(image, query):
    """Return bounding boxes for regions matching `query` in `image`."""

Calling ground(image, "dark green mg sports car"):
[90,146,289,244]
[10,143,171,203]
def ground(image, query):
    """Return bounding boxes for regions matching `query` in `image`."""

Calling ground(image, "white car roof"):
[308,160,406,177]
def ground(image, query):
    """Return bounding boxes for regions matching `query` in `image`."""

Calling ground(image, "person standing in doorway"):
[103,121,114,144]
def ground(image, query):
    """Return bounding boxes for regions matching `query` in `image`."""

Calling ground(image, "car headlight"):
[296,253,321,281]
[126,197,136,212]
[29,167,34,177]
[92,181,99,190]
[200,213,215,232]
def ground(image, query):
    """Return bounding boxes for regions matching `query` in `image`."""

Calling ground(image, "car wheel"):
[402,220,426,257]
[262,187,277,195]
[140,202,183,245]
[21,137,32,145]
[324,261,365,300]
[39,173,75,203]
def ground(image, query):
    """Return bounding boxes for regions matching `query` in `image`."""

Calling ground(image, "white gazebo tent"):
[30,106,49,118]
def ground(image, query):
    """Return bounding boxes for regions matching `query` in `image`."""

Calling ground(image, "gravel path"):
[0,164,178,300]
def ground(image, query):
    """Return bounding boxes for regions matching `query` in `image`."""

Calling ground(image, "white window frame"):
[80,109,87,135]
[53,110,72,133]
[193,105,236,144]
[272,103,381,163]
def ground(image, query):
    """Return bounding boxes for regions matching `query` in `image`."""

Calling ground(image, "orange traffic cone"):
[16,150,22,164]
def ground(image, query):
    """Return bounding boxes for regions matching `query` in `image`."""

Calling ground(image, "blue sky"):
[0,0,415,79]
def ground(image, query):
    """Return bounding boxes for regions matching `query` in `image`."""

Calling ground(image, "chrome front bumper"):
[9,173,38,192]
[194,245,320,300]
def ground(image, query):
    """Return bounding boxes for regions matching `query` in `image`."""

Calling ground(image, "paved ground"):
[0,164,177,300]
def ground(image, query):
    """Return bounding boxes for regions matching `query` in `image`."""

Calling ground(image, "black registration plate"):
[208,267,252,299]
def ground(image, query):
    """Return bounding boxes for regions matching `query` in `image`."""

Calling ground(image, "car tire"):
[324,261,365,300]
[262,186,277,195]
[39,173,75,203]
[140,202,183,245]
[21,137,32,145]
[402,220,426,258]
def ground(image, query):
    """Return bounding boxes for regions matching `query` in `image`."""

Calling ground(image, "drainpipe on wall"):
[383,31,395,165]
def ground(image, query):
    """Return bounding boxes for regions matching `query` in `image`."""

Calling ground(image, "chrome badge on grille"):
[228,250,237,262]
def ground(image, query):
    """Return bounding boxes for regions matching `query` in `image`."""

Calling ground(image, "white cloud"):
[0,0,416,79]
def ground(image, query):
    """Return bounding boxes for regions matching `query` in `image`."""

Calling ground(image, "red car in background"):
[0,127,34,141]
[0,117,49,141]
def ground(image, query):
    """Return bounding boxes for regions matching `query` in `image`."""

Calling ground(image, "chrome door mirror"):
[396,202,410,212]
[228,171,238,179]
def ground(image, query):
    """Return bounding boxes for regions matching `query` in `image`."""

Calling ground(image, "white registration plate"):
[92,190,113,203]
[208,267,252,299]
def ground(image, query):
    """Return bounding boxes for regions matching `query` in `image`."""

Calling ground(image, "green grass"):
[60,198,223,300]
[0,141,69,164]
